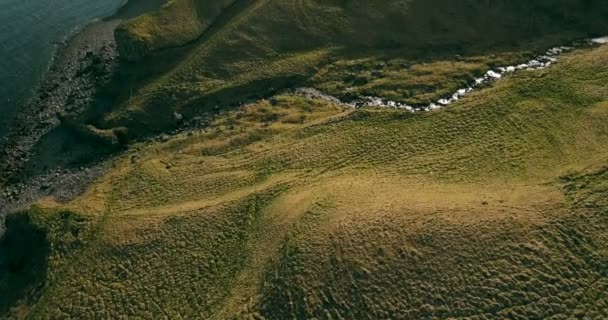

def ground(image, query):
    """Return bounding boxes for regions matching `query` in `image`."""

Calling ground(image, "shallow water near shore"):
[0,0,126,136]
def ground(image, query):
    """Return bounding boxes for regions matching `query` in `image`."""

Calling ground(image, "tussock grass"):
[4,45,608,319]
[260,182,607,319]
[310,52,531,105]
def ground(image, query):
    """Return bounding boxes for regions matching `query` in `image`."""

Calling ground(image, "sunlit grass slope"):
[101,0,608,136]
[115,0,237,60]
[3,44,608,319]
[310,52,531,106]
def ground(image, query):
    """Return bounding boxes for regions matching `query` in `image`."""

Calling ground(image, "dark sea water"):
[0,0,126,136]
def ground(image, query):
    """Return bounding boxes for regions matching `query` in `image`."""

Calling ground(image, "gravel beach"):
[0,0,165,234]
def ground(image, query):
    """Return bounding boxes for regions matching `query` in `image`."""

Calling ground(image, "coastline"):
[0,0,165,234]
[0,0,127,139]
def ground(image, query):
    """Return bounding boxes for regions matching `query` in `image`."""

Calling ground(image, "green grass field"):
[3,41,608,319]
[93,0,608,138]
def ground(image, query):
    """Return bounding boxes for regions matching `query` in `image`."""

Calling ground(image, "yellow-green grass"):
[101,0,608,136]
[115,0,237,60]
[4,45,608,319]
[258,178,608,319]
[310,52,532,105]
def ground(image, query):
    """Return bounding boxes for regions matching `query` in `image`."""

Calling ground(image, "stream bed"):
[343,37,608,112]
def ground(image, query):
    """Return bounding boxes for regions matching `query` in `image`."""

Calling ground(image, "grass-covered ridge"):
[4,44,608,319]
[99,0,608,137]
[115,0,237,60]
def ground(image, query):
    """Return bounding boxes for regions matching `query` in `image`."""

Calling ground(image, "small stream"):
[336,37,608,112]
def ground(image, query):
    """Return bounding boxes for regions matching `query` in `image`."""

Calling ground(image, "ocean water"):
[0,0,126,136]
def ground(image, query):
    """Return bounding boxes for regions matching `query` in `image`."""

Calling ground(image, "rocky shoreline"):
[0,0,165,235]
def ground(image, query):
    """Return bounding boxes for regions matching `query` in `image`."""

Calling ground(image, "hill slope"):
[115,0,237,60]
[89,0,608,137]
[3,43,608,319]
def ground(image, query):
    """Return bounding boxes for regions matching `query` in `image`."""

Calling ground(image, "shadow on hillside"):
[15,35,196,180]
[0,213,50,317]
[22,123,122,179]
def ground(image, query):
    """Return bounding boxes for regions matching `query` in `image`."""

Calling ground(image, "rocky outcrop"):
[114,25,151,62]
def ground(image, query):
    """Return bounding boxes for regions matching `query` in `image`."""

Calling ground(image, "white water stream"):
[296,37,607,113]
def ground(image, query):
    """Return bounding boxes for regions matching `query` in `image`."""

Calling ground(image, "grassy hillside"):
[310,51,531,106]
[115,0,237,60]
[96,0,608,137]
[4,43,608,319]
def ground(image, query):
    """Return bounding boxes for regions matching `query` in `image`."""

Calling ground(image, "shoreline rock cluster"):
[0,41,117,181]
[0,25,120,235]
[0,0,170,237]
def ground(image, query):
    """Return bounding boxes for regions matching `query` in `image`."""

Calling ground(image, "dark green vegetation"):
[72,0,608,139]
[0,213,48,318]
[3,40,608,318]
[0,209,89,319]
